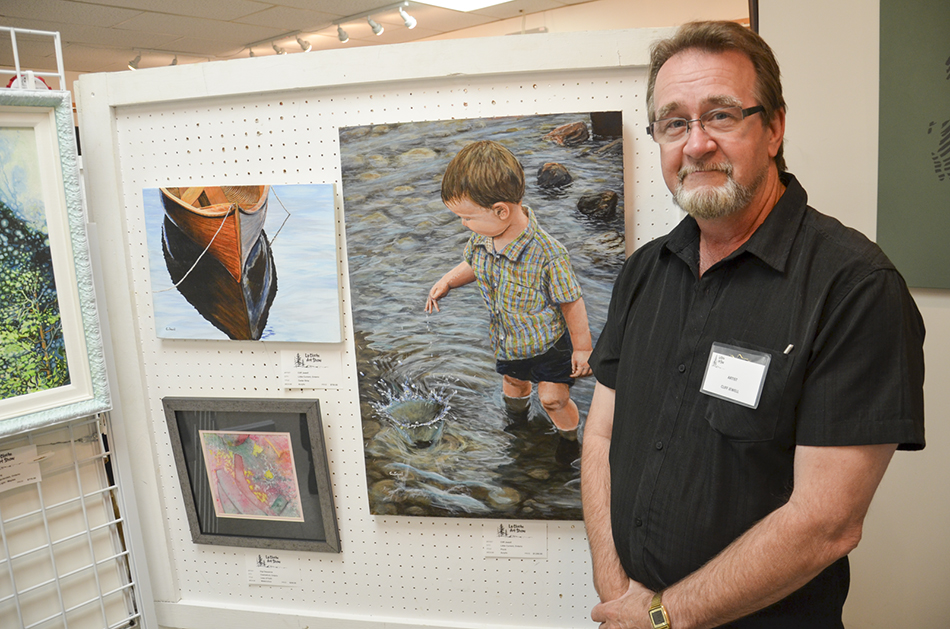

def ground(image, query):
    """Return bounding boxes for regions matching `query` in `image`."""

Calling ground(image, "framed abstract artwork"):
[0,89,110,437]
[162,397,340,552]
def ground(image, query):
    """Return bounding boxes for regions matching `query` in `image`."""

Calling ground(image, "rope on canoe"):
[154,206,232,293]
[268,186,291,244]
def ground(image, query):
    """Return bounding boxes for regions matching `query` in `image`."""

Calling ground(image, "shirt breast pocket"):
[503,281,547,314]
[703,341,792,442]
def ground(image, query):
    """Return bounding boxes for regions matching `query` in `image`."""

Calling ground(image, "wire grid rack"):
[0,26,66,91]
[0,416,139,629]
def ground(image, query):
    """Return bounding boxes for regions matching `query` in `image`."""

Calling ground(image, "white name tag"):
[700,342,771,409]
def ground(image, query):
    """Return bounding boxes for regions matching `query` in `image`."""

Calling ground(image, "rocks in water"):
[367,463,523,516]
[593,138,623,156]
[544,121,589,146]
[537,162,573,188]
[577,190,619,220]
[395,147,438,166]
[581,231,626,266]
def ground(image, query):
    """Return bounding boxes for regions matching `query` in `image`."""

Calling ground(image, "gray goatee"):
[673,162,764,220]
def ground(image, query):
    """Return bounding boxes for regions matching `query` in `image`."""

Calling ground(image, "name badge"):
[700,342,771,409]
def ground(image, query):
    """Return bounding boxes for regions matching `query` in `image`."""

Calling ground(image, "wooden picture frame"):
[0,89,110,437]
[162,397,340,552]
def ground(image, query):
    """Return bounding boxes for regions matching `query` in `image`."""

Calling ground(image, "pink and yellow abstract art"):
[199,430,305,522]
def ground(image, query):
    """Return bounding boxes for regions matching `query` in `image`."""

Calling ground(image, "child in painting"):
[425,140,592,448]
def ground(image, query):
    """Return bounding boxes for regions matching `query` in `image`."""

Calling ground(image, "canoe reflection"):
[162,216,277,340]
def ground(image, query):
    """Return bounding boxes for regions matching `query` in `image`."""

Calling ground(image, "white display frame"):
[0,90,111,437]
[76,28,680,629]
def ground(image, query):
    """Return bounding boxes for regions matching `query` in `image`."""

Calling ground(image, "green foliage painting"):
[0,127,69,399]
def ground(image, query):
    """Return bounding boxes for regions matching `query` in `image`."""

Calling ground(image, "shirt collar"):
[664,172,807,274]
[471,205,537,261]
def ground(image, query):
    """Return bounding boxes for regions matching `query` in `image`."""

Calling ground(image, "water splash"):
[372,380,454,448]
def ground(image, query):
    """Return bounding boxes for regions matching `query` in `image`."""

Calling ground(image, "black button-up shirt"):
[589,173,924,621]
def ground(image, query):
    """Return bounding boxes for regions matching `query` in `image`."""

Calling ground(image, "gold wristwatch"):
[649,592,671,629]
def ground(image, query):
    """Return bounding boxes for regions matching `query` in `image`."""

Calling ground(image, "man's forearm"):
[581,383,629,601]
[593,443,898,629]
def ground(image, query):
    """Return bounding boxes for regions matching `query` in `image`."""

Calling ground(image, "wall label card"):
[483,521,547,558]
[281,350,342,390]
[245,552,299,586]
[0,445,42,494]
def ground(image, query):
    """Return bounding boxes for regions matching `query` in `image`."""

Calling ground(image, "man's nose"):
[681,120,717,158]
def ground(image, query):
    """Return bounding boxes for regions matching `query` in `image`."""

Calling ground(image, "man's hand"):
[425,280,450,313]
[591,579,655,629]
[571,349,592,378]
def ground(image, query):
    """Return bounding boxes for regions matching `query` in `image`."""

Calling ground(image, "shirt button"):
[678,364,686,373]
[635,518,643,527]
[655,441,663,450]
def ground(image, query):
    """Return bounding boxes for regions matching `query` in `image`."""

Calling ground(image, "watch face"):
[650,608,667,627]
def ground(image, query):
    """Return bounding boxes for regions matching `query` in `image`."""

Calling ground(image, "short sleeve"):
[546,253,583,304]
[589,259,636,390]
[462,236,475,265]
[796,268,925,450]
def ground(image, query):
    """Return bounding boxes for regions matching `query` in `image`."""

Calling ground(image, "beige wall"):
[762,1,950,626]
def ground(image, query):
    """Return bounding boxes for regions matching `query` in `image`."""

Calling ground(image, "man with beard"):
[581,21,925,629]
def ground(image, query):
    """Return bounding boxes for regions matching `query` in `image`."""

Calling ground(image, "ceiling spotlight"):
[273,43,286,55]
[249,48,255,57]
[399,6,417,29]
[170,55,178,66]
[368,16,384,36]
[128,53,141,70]
[296,36,312,52]
[337,25,349,43]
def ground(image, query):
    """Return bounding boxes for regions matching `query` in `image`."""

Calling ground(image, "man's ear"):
[767,107,786,159]
[491,202,510,219]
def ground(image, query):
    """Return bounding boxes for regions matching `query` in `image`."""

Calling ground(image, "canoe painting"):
[160,185,269,283]
[143,183,342,342]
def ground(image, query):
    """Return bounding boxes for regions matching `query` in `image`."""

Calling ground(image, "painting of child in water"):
[340,113,625,519]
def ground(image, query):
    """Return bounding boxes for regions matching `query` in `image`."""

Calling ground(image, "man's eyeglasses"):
[646,105,765,145]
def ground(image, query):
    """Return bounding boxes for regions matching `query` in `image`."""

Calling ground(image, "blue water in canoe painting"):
[340,113,625,519]
[0,127,69,400]
[143,183,341,342]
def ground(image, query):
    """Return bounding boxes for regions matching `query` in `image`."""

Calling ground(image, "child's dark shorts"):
[495,333,574,385]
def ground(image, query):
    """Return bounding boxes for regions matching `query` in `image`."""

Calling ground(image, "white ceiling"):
[0,0,597,75]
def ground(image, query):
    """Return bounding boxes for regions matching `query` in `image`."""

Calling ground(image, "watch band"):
[648,591,671,629]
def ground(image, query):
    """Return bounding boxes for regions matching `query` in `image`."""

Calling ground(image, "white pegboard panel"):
[84,30,681,629]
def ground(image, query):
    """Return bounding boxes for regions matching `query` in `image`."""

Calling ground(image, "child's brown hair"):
[441,140,525,209]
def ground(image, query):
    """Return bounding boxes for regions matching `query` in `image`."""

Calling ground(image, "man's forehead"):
[653,49,756,114]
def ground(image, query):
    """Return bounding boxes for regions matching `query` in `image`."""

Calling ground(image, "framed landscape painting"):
[0,90,110,437]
